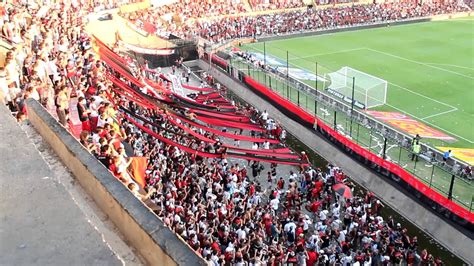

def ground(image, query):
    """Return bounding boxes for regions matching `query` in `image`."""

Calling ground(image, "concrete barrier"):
[26,99,207,266]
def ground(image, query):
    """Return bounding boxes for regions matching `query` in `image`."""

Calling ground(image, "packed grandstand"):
[121,1,470,43]
[0,0,471,265]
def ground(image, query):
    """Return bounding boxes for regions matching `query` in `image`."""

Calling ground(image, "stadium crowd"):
[122,1,468,44]
[193,1,468,43]
[0,0,463,265]
[97,63,443,265]
[249,0,306,11]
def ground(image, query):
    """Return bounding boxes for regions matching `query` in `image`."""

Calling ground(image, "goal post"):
[325,66,387,109]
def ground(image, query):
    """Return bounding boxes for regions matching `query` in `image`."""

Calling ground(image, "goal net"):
[325,66,387,109]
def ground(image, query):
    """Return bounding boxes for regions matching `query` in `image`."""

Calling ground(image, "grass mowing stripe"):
[424,63,474,71]
[293,47,366,60]
[365,48,474,80]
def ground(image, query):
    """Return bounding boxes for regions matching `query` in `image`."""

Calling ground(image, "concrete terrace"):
[0,103,141,265]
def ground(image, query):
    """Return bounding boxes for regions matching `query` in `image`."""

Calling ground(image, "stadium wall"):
[26,99,207,266]
[193,55,474,235]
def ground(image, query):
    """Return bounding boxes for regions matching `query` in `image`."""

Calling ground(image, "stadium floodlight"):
[325,66,387,109]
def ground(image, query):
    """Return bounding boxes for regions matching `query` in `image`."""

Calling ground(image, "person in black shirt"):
[96,144,111,168]
[77,96,90,131]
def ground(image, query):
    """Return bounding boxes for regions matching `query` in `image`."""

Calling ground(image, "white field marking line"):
[366,48,474,80]
[248,47,472,142]
[384,102,474,144]
[421,108,458,120]
[386,80,458,110]
[289,47,366,60]
[424,63,474,71]
[253,45,459,112]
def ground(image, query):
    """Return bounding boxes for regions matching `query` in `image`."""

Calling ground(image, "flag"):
[128,157,148,188]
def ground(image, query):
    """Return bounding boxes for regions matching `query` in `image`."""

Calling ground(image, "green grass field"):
[243,17,474,149]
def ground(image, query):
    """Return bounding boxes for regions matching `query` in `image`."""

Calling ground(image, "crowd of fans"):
[192,1,469,43]
[249,0,306,11]
[122,0,306,26]
[121,0,250,39]
[103,65,444,265]
[1,0,466,265]
[0,2,93,124]
[122,1,468,44]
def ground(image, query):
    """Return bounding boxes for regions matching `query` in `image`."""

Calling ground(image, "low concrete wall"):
[26,99,207,266]
[193,60,474,263]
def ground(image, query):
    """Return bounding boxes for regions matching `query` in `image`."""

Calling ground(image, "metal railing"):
[227,57,473,211]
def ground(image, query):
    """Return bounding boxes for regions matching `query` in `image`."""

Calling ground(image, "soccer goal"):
[324,66,387,109]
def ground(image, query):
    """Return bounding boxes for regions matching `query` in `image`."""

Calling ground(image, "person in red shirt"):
[248,182,255,196]
[300,151,309,172]
[309,200,322,215]
[277,177,285,191]
[306,246,318,266]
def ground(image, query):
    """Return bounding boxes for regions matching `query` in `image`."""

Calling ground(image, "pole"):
[351,76,356,113]
[314,100,317,116]
[349,76,356,137]
[263,42,266,66]
[349,118,353,137]
[369,130,373,151]
[315,98,318,116]
[398,146,402,164]
[470,196,473,212]
[333,110,337,130]
[382,137,388,159]
[263,43,268,86]
[297,90,300,106]
[286,51,289,99]
[315,62,318,91]
[356,123,360,144]
[447,174,455,200]
[429,165,435,188]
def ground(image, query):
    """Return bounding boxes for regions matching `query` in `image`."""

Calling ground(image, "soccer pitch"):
[243,17,474,150]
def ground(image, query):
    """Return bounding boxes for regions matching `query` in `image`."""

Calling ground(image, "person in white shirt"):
[319,209,329,222]
[46,57,60,82]
[262,140,270,149]
[270,197,279,211]
[236,226,247,240]
[289,171,298,181]
[337,229,346,244]
[331,203,340,218]
[302,215,312,233]
[260,110,268,121]
[280,129,286,140]
[341,254,353,265]
[252,142,259,150]
[0,67,9,103]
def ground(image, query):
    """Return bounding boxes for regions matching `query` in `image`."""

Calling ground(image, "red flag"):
[128,157,148,188]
